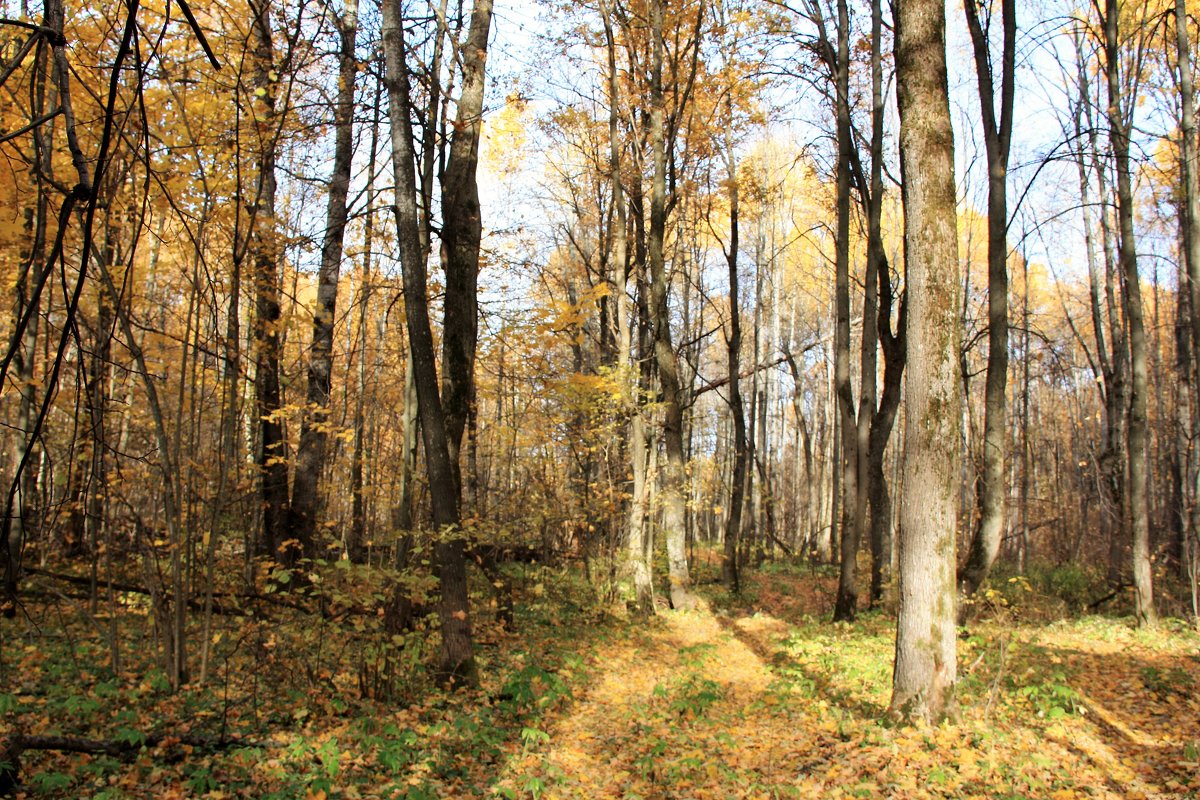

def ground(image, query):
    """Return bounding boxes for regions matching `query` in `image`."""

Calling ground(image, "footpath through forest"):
[490,568,1200,800]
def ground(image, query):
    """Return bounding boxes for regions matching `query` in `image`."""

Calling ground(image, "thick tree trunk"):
[889,0,961,722]
[290,0,359,561]
[1175,0,1200,583]
[382,0,475,683]
[647,0,694,610]
[600,0,652,610]
[440,0,492,499]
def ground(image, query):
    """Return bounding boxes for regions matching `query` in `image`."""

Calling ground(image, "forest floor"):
[490,566,1200,800]
[3,559,1200,799]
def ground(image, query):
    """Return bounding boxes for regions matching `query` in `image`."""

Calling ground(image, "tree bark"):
[1175,0,1200,583]
[721,136,746,594]
[647,0,695,610]
[1103,0,1157,627]
[599,0,653,610]
[440,0,493,502]
[1071,31,1128,582]
[382,0,476,682]
[828,0,864,622]
[248,0,291,566]
[351,84,381,555]
[889,0,961,722]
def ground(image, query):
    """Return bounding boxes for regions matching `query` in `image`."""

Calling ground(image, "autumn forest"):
[1,0,1199,795]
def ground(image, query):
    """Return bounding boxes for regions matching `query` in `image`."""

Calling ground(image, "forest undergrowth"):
[2,557,1199,799]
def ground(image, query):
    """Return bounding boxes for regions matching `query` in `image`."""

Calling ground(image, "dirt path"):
[492,581,1200,800]
[493,600,820,799]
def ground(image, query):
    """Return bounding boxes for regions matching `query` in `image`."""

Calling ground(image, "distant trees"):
[5,0,1200,715]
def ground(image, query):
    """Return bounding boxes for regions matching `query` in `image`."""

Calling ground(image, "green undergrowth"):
[715,568,1200,799]
[0,561,619,799]
[6,556,1200,799]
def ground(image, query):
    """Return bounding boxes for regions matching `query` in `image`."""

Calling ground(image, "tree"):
[290,0,360,561]
[958,0,1016,603]
[440,0,493,506]
[889,0,962,722]
[247,0,292,566]
[646,0,701,611]
[381,0,484,683]
[1173,0,1200,589]
[1063,25,1128,590]
[598,0,656,611]
[1101,0,1157,627]
[801,0,900,618]
[718,71,747,595]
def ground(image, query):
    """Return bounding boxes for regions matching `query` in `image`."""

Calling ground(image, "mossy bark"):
[889,0,961,723]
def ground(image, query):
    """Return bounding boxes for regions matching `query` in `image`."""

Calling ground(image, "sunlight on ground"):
[492,572,1200,800]
[495,600,785,798]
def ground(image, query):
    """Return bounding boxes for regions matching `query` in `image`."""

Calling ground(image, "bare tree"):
[1101,0,1157,627]
[959,0,1016,602]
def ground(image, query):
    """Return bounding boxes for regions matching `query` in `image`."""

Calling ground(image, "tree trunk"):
[647,0,694,610]
[1071,33,1129,583]
[600,0,652,610]
[862,0,897,610]
[1175,0,1200,583]
[889,0,961,722]
[959,0,1015,602]
[291,0,359,561]
[351,87,381,555]
[440,0,492,499]
[382,0,475,683]
[1104,0,1156,627]
[249,0,291,566]
[722,138,746,594]
[829,0,863,622]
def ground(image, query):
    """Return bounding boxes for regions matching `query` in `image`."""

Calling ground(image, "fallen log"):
[1086,581,1131,611]
[0,731,264,795]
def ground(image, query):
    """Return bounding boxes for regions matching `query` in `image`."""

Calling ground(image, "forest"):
[0,0,1199,794]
